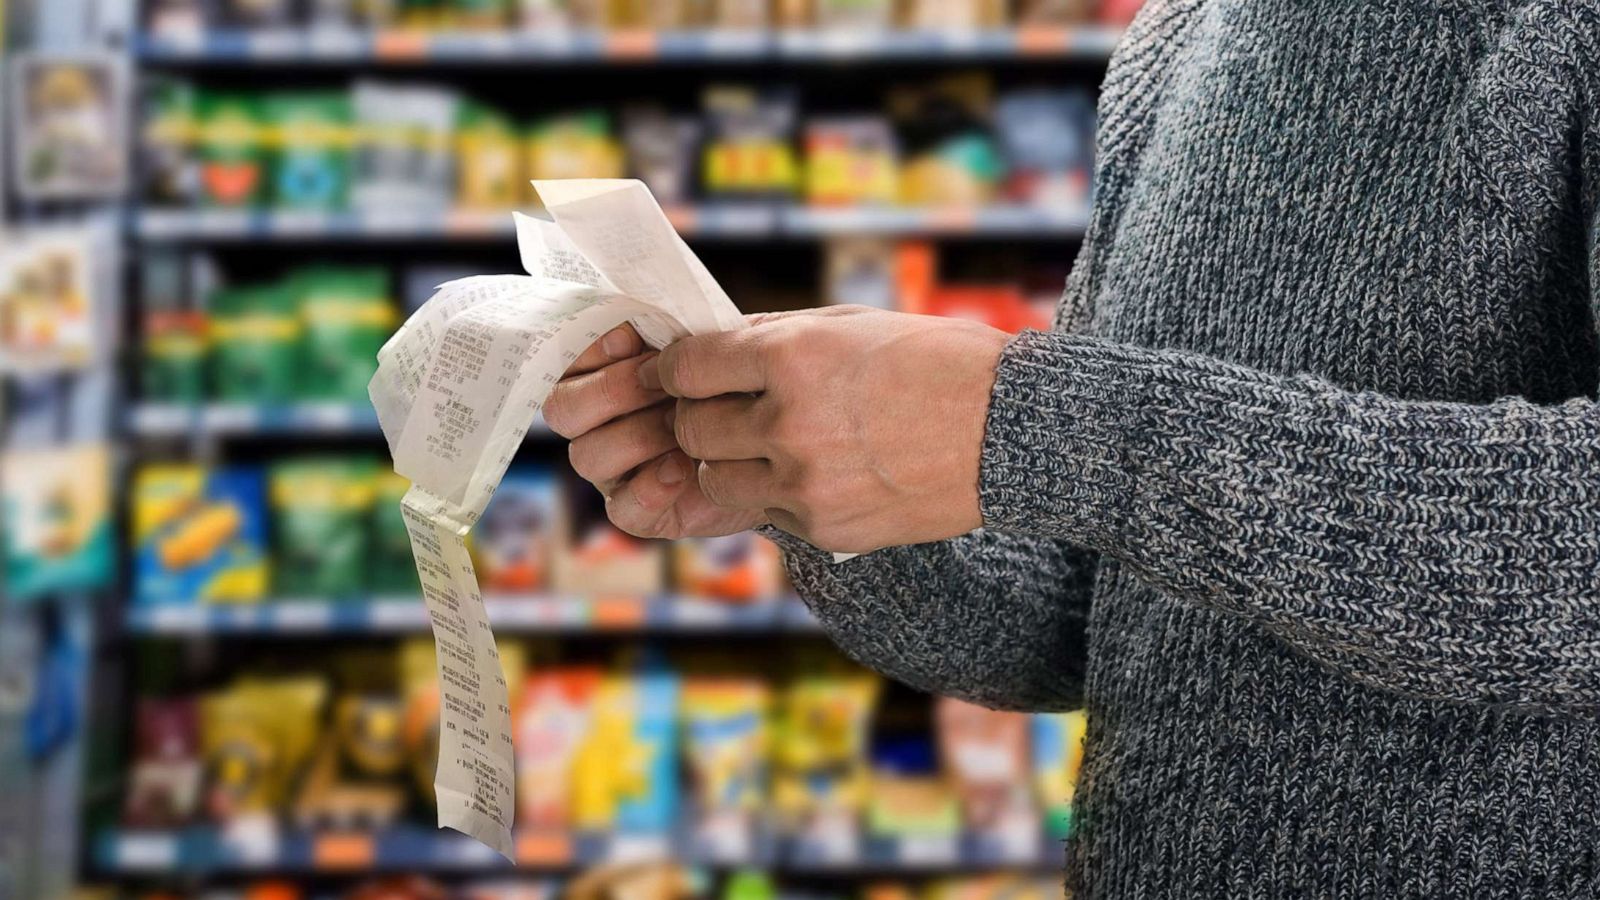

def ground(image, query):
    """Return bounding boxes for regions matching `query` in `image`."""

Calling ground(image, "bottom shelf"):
[95,824,1064,876]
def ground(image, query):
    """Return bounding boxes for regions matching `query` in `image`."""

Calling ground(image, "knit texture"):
[770,1,1600,897]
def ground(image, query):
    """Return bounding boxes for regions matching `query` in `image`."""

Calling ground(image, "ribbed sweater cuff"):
[979,330,1141,549]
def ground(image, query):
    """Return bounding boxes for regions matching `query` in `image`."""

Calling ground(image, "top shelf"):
[132,26,1123,65]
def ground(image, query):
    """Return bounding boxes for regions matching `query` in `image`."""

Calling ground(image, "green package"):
[141,255,206,403]
[197,92,266,207]
[295,267,395,402]
[210,282,301,403]
[270,458,377,600]
[265,92,352,211]
[369,471,419,595]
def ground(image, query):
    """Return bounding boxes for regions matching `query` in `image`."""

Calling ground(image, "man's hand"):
[647,306,1009,553]
[543,323,767,540]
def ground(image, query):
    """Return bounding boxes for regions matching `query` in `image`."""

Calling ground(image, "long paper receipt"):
[368,180,745,857]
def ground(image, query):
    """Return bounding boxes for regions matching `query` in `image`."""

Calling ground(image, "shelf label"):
[516,831,573,866]
[899,834,958,866]
[116,833,179,871]
[312,832,375,869]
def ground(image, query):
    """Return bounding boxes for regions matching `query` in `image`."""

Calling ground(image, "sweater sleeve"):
[766,526,1099,712]
[981,321,1600,713]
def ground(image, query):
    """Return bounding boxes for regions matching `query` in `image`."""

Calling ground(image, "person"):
[542,2,1600,896]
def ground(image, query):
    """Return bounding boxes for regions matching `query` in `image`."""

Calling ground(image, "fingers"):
[696,459,782,510]
[673,396,769,461]
[643,330,769,398]
[544,352,665,439]
[603,450,693,537]
[568,403,678,489]
[564,323,644,378]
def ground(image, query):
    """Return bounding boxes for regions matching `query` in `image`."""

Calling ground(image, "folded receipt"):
[368,179,744,856]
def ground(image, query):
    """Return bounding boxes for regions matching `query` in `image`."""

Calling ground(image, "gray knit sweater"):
[768,1,1600,896]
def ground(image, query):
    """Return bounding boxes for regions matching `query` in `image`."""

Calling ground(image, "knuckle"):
[542,389,573,437]
[596,366,628,412]
[664,344,697,395]
[697,464,729,507]
[566,438,594,481]
[674,403,702,455]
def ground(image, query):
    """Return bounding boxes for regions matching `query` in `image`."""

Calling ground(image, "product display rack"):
[90,6,1118,896]
[133,25,1121,64]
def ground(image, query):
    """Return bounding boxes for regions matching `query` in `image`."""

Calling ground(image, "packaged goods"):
[812,0,894,29]
[622,107,700,205]
[572,666,679,831]
[214,0,298,27]
[1,445,114,601]
[773,663,881,830]
[474,469,563,593]
[140,253,206,403]
[823,237,899,308]
[528,111,626,182]
[935,697,1032,831]
[681,677,770,832]
[124,699,203,828]
[994,88,1094,207]
[702,86,800,197]
[265,92,353,211]
[370,472,420,594]
[457,104,525,210]
[555,482,664,596]
[295,692,409,828]
[201,677,327,822]
[890,74,1003,206]
[1032,709,1086,837]
[209,282,301,403]
[352,82,458,212]
[673,533,783,601]
[269,458,378,599]
[295,266,395,402]
[903,0,1006,29]
[142,78,199,206]
[804,117,899,206]
[1016,0,1096,23]
[516,667,602,828]
[197,92,266,207]
[133,465,269,606]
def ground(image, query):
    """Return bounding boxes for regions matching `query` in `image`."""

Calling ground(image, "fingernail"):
[602,327,632,360]
[637,353,661,390]
[657,454,685,485]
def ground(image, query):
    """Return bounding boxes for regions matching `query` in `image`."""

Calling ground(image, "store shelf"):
[132,27,1123,64]
[125,595,819,636]
[133,204,1090,242]
[129,402,382,437]
[94,824,1054,875]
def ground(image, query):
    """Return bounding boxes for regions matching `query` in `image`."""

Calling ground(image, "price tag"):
[116,832,179,871]
[606,833,670,864]
[899,834,958,867]
[516,831,573,866]
[313,832,375,870]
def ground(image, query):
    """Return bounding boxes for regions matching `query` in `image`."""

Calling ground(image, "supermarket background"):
[0,0,1140,897]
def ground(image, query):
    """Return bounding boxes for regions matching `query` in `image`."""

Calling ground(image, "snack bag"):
[370,471,420,595]
[673,532,783,602]
[515,667,602,828]
[296,266,395,402]
[681,677,770,842]
[266,92,353,211]
[935,696,1032,831]
[197,92,266,207]
[133,465,269,606]
[572,668,679,831]
[474,469,562,593]
[201,677,326,821]
[457,104,524,210]
[269,458,377,599]
[773,664,881,830]
[1032,710,1087,838]
[527,111,625,182]
[209,282,301,404]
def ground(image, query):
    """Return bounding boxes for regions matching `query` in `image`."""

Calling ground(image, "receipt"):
[370,180,743,856]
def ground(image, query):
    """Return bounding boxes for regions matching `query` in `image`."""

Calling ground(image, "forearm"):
[766,526,1097,712]
[984,330,1600,712]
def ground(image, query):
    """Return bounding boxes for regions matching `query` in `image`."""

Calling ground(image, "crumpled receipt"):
[368,179,745,857]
